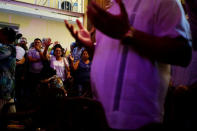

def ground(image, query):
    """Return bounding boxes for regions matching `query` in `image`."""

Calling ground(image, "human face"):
[34,40,42,50]
[19,37,27,45]
[81,50,89,60]
[54,47,62,57]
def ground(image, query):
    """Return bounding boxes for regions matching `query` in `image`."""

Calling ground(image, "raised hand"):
[69,55,74,62]
[87,0,130,39]
[64,19,92,47]
[43,38,52,47]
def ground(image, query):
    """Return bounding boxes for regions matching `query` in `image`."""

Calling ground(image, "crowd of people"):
[0,30,93,111]
[0,0,197,130]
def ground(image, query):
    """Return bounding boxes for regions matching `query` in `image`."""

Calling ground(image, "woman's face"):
[81,50,89,60]
[54,47,62,57]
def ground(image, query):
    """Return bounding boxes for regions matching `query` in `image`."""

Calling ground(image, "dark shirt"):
[76,60,91,84]
[0,43,16,99]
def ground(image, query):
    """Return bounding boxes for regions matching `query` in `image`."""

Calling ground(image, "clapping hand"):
[87,0,130,39]
[64,20,92,47]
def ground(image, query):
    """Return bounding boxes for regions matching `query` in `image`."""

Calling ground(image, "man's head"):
[19,37,27,45]
[0,27,17,44]
[34,38,42,50]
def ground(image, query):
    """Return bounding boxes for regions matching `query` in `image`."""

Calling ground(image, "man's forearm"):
[122,28,192,67]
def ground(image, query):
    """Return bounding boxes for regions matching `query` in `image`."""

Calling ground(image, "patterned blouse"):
[0,43,16,100]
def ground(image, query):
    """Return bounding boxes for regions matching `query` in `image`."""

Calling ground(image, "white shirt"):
[16,46,25,60]
[50,55,69,81]
[91,0,191,130]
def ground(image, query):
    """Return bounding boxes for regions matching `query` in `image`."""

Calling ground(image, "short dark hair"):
[53,44,63,51]
[0,27,17,43]
[53,44,64,57]
[34,38,42,43]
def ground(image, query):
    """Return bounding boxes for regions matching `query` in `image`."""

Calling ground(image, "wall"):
[0,11,78,50]
[0,0,89,50]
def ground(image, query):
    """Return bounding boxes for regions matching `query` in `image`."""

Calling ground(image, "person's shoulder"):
[50,55,56,60]
[27,48,36,54]
[153,0,187,33]
[155,0,178,8]
[16,45,25,52]
[29,48,35,51]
